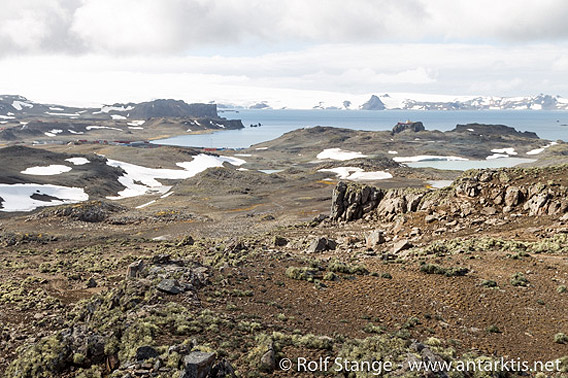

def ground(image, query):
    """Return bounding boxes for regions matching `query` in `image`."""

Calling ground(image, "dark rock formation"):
[453,123,539,139]
[126,99,218,119]
[392,121,425,134]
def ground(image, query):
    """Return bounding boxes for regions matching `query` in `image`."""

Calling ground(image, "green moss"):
[554,333,568,344]
[327,259,368,275]
[510,272,529,287]
[285,266,319,281]
[420,263,469,277]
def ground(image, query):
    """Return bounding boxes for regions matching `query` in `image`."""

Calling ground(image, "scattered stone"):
[151,254,173,265]
[260,347,276,372]
[135,346,159,362]
[156,279,182,294]
[177,235,195,247]
[85,277,97,288]
[127,260,144,278]
[210,359,237,378]
[307,237,337,253]
[393,239,413,253]
[273,236,288,247]
[365,230,385,249]
[482,207,497,215]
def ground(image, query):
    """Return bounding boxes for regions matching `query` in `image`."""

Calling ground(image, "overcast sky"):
[2,0,568,107]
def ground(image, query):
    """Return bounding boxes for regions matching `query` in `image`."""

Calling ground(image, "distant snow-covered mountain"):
[227,93,568,110]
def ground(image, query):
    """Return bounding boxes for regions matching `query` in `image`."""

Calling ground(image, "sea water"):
[155,109,568,150]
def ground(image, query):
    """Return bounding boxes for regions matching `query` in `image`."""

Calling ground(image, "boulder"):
[135,346,159,362]
[274,236,288,247]
[156,279,182,294]
[504,186,523,207]
[127,260,144,278]
[260,348,276,372]
[393,240,413,254]
[210,359,237,378]
[365,230,385,249]
[181,352,216,378]
[307,237,337,253]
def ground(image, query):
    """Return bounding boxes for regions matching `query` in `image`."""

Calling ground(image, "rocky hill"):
[330,165,568,223]
[0,96,224,120]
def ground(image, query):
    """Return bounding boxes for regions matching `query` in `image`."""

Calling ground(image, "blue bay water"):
[155,109,568,149]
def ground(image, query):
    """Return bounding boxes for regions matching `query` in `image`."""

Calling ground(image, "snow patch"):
[65,157,90,166]
[491,147,517,155]
[111,114,127,120]
[317,148,367,161]
[106,154,246,200]
[318,167,393,181]
[21,165,72,175]
[86,126,122,131]
[12,101,33,111]
[526,142,558,155]
[0,184,88,212]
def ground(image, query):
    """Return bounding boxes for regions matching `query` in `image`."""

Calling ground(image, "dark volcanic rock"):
[136,346,159,361]
[392,121,425,134]
[126,99,218,119]
[156,279,182,294]
[453,123,539,139]
[181,351,216,378]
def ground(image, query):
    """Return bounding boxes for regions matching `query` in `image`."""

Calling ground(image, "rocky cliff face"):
[331,166,568,223]
[127,100,219,119]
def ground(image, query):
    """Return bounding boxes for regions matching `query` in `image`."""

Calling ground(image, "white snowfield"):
[65,157,90,166]
[527,142,558,155]
[45,112,79,117]
[127,120,146,127]
[486,154,510,160]
[0,184,88,212]
[21,165,72,175]
[317,148,367,161]
[111,114,127,120]
[318,167,393,181]
[93,105,134,114]
[393,155,469,163]
[388,151,398,155]
[12,101,33,111]
[106,154,246,200]
[491,147,518,155]
[86,126,122,131]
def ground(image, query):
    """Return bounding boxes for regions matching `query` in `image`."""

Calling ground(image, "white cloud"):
[1,43,567,106]
[1,0,568,56]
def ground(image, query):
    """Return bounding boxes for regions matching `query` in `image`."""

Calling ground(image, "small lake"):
[407,157,537,171]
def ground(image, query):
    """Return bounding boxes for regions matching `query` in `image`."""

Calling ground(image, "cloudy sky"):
[1,0,568,107]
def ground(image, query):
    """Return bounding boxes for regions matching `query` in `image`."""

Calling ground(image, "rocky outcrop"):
[331,181,428,222]
[392,121,425,134]
[453,123,539,139]
[330,166,568,223]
